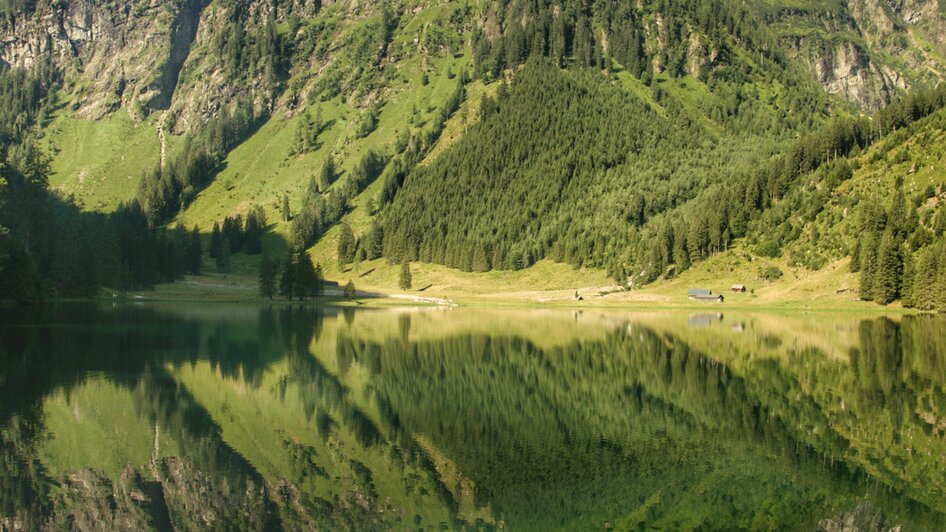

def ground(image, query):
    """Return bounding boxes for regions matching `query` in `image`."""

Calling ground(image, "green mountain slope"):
[2,0,946,307]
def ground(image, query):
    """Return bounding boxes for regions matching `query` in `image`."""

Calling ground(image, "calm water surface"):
[1,303,945,530]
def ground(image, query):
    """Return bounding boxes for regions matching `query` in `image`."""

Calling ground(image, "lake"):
[1,303,945,530]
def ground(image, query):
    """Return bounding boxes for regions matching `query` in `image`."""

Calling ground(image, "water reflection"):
[1,304,945,529]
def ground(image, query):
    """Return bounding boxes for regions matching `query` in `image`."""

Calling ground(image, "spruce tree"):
[318,158,336,191]
[294,249,320,300]
[399,260,412,290]
[282,194,291,222]
[874,230,902,304]
[368,222,383,260]
[244,204,266,255]
[936,244,946,311]
[337,223,356,268]
[187,225,202,274]
[344,280,356,299]
[859,233,878,301]
[279,251,295,300]
[313,262,324,297]
[258,254,276,299]
[901,248,916,308]
[210,222,222,259]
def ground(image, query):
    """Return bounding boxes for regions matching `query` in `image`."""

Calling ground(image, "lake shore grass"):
[102,266,925,316]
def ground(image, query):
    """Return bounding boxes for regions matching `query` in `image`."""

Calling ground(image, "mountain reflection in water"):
[1,304,944,530]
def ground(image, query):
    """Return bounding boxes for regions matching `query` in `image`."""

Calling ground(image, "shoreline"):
[41,289,927,316]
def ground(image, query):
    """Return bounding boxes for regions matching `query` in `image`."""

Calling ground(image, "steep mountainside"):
[1,0,945,307]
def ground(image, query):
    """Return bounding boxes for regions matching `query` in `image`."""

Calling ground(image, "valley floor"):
[126,250,912,314]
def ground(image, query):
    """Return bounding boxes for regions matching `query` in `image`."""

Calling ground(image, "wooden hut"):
[688,289,724,303]
[731,284,747,293]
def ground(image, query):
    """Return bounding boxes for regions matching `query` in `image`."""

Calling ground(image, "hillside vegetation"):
[1,0,946,308]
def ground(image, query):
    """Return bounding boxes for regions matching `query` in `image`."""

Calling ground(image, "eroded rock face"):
[781,0,945,110]
[884,0,941,24]
[0,0,207,120]
[785,36,906,111]
[0,0,341,131]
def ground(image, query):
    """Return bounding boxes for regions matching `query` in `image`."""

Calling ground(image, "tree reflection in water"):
[0,305,944,530]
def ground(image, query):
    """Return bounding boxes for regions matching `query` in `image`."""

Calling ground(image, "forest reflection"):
[1,304,944,530]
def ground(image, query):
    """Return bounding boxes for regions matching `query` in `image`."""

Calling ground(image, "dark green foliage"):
[0,66,193,303]
[366,221,383,261]
[209,222,222,259]
[291,151,388,250]
[279,251,295,300]
[337,223,356,268]
[222,215,244,254]
[216,241,231,273]
[282,194,291,222]
[258,254,276,299]
[859,233,878,301]
[381,59,776,279]
[244,205,267,255]
[873,231,902,305]
[759,266,783,282]
[398,260,412,290]
[292,106,322,155]
[294,251,322,300]
[187,225,203,274]
[318,157,337,191]
[137,99,264,225]
[278,249,323,300]
[344,280,356,299]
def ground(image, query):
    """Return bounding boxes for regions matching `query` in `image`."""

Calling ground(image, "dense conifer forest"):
[0,66,201,301]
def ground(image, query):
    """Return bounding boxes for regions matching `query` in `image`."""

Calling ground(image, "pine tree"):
[344,280,356,299]
[913,245,940,310]
[319,158,336,191]
[313,262,324,297]
[874,230,902,304]
[279,251,295,300]
[337,222,356,268]
[282,194,291,222]
[368,222,383,260]
[187,225,202,274]
[210,222,222,259]
[258,254,276,299]
[399,260,412,290]
[294,249,318,300]
[936,243,946,311]
[900,247,917,307]
[244,204,266,255]
[859,233,878,301]
[888,181,908,239]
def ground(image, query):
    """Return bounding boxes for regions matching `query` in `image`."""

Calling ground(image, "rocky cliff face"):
[0,0,208,120]
[775,0,945,110]
[0,0,328,129]
[1,0,944,127]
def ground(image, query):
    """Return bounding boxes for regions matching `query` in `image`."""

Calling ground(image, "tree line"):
[850,163,946,312]
[207,204,267,273]
[257,249,324,301]
[137,98,265,225]
[0,66,200,302]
